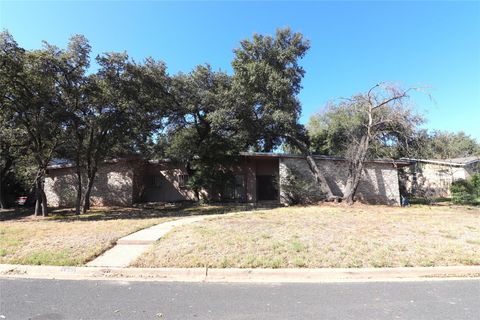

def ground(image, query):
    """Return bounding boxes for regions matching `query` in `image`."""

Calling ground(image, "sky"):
[1,1,479,139]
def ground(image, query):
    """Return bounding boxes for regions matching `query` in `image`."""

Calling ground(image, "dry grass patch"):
[133,204,480,268]
[0,203,243,266]
[0,214,172,266]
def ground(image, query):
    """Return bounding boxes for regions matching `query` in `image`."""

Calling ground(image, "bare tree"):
[342,84,424,204]
[309,83,424,204]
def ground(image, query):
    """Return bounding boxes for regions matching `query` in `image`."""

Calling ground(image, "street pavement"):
[1,278,479,319]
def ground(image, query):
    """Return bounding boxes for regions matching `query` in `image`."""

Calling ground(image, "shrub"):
[280,167,320,205]
[450,173,480,204]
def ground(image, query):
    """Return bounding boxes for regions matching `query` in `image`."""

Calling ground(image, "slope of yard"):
[133,204,480,268]
[0,203,244,266]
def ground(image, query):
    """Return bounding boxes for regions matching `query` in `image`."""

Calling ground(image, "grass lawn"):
[133,204,480,269]
[0,203,244,266]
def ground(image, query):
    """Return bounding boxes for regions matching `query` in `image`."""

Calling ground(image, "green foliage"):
[307,92,425,159]
[232,27,310,151]
[164,65,245,198]
[308,93,480,161]
[450,174,480,204]
[280,167,318,205]
[413,131,480,159]
[13,250,77,266]
[0,108,34,206]
[4,28,478,210]
[0,31,173,210]
[0,31,71,212]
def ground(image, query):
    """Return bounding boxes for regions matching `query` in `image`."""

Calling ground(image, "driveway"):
[1,278,479,319]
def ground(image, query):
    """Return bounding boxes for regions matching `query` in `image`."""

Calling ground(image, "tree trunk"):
[34,197,41,216]
[0,159,13,209]
[74,166,82,215]
[0,170,5,209]
[40,187,48,217]
[34,173,48,216]
[34,176,40,216]
[288,135,335,200]
[82,174,95,214]
[304,153,335,200]
[343,135,370,204]
[344,164,363,204]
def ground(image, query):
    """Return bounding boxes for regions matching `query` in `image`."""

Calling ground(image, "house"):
[401,156,480,198]
[44,152,411,207]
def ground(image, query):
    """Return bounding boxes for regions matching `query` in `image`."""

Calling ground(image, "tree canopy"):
[232,27,310,151]
[1,28,478,211]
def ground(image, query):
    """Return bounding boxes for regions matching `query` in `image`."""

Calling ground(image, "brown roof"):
[441,156,480,165]
[48,152,411,170]
[240,152,412,166]
[403,156,480,167]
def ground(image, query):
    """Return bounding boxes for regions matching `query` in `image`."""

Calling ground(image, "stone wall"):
[45,156,404,207]
[279,157,401,205]
[44,162,134,207]
[402,163,467,198]
[465,161,480,178]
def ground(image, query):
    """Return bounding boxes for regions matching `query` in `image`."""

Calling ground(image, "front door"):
[256,175,278,201]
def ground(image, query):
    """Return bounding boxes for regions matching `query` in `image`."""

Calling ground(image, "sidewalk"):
[86,213,231,267]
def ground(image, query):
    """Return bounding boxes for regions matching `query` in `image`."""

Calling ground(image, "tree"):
[50,35,92,215]
[309,84,424,204]
[2,31,175,214]
[80,53,171,213]
[0,110,26,208]
[165,65,246,200]
[232,27,335,199]
[421,131,480,159]
[0,31,67,216]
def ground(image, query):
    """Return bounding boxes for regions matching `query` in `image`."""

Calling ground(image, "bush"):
[280,167,320,205]
[450,173,480,204]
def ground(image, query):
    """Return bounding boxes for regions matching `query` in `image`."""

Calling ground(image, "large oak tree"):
[232,27,334,199]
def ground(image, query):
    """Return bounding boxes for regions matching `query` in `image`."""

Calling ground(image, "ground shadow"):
[0,207,33,221]
[23,202,272,222]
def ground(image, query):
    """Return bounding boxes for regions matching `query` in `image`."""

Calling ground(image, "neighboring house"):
[401,156,480,198]
[44,152,410,207]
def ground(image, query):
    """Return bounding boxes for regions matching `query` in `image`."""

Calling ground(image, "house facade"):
[401,157,480,197]
[44,153,409,207]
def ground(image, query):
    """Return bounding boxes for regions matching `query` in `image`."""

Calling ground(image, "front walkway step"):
[86,213,230,268]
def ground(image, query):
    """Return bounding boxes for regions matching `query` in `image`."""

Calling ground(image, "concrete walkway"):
[86,214,225,268]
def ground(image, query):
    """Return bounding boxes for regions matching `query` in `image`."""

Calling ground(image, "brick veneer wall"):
[279,157,401,205]
[44,162,134,207]
[403,162,468,198]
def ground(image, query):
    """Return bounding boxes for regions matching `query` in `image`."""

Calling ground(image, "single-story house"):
[401,156,480,197]
[44,152,411,207]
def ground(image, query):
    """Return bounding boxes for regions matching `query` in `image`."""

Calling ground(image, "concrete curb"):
[1,264,479,283]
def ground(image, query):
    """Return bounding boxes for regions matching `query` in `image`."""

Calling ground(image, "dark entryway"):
[256,175,278,201]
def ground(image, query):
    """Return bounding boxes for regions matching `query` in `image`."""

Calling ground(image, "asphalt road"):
[1,278,479,320]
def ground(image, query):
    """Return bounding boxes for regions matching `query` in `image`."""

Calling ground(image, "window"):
[178,174,189,188]
[234,175,246,200]
[223,175,246,201]
[437,171,451,188]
